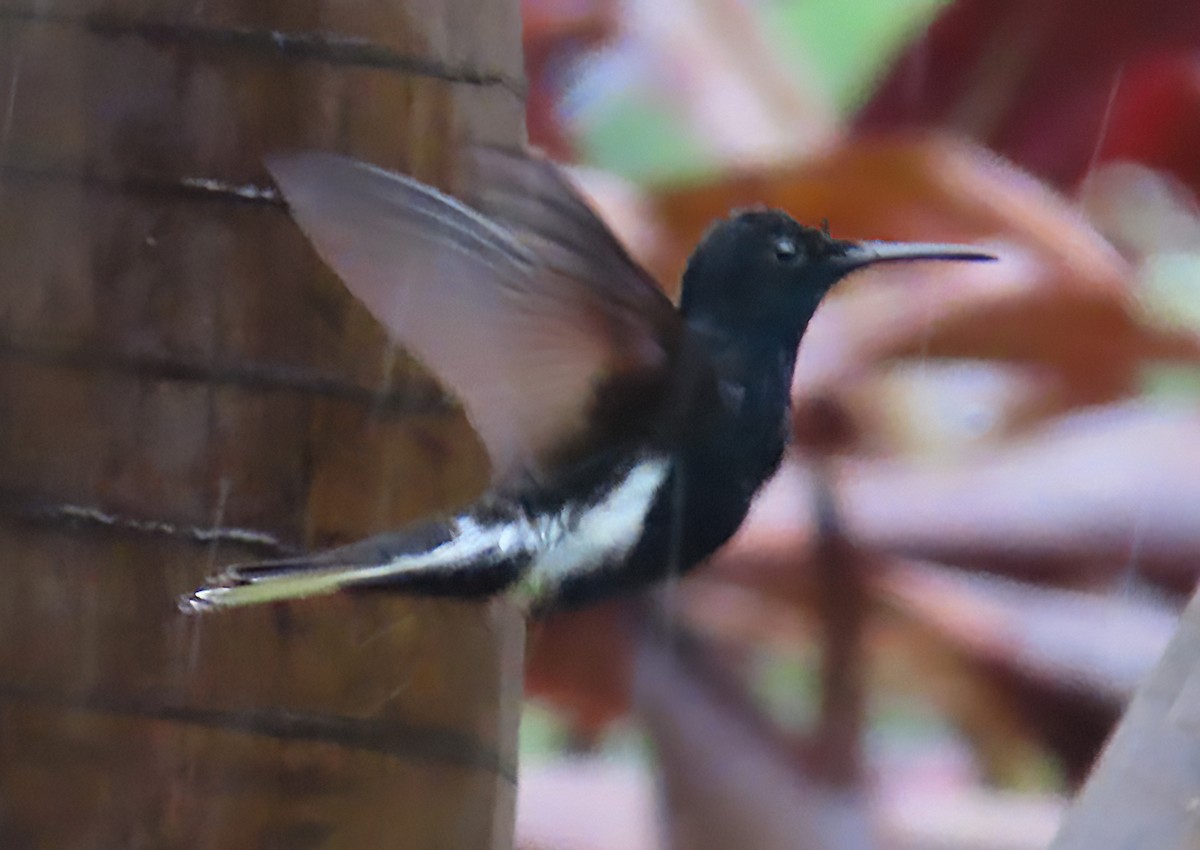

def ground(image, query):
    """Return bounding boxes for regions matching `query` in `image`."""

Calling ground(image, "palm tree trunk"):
[0,2,525,847]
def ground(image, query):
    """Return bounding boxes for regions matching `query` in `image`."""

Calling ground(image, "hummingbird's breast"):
[531,376,791,612]
[517,327,796,613]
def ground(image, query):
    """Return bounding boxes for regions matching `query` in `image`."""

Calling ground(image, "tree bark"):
[0,2,525,847]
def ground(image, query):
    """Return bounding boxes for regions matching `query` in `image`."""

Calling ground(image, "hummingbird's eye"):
[773,236,798,263]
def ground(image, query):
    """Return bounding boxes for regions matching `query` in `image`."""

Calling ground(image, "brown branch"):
[808,462,868,788]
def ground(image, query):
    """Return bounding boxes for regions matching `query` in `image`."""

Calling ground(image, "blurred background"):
[515,1,1200,848]
[1,0,1197,846]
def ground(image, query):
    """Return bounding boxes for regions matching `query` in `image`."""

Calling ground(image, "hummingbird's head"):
[679,208,993,339]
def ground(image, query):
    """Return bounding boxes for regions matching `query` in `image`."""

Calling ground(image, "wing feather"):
[267,150,682,481]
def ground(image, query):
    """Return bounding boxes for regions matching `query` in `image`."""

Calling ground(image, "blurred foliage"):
[758,0,950,109]
[518,1,1200,848]
[572,0,951,181]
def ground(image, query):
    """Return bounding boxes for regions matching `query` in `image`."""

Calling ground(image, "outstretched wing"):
[267,150,682,481]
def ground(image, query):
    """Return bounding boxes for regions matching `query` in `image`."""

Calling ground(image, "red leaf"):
[855,0,1200,188]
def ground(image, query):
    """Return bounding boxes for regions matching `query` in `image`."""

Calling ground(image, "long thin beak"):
[836,240,996,272]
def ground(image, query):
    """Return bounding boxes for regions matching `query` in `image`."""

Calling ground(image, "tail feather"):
[179,514,535,614]
[181,559,409,613]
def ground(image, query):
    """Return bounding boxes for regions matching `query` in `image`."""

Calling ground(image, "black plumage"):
[182,148,992,615]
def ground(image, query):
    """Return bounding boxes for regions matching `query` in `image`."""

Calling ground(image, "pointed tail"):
[179,515,534,613]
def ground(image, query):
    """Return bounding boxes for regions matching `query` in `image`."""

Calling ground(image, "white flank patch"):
[522,457,671,594]
[273,517,528,583]
[187,459,670,613]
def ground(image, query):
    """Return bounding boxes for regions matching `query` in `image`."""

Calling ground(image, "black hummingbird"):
[182,148,992,615]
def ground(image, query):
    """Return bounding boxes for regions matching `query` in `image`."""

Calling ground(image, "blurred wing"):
[465,147,659,300]
[267,151,681,481]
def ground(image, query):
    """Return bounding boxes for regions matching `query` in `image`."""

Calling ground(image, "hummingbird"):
[182,148,992,616]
